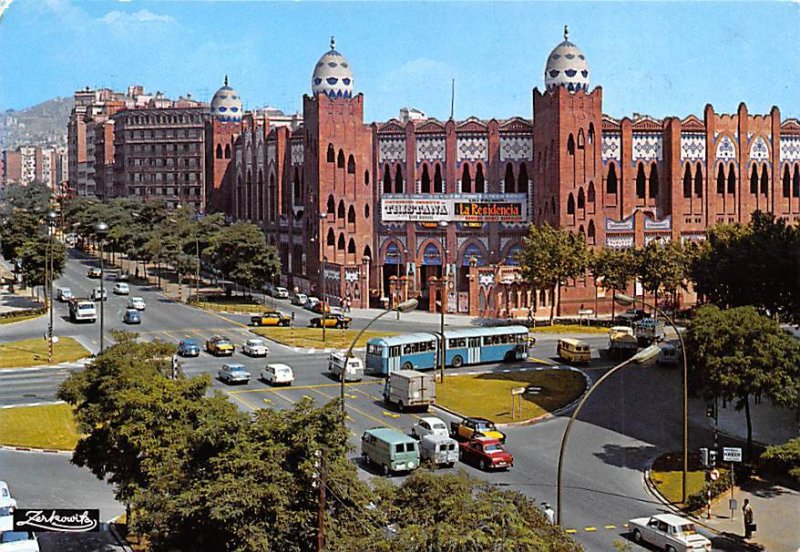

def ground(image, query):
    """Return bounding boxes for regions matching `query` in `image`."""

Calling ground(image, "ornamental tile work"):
[605,215,634,232]
[499,135,533,161]
[644,235,671,245]
[780,136,800,162]
[716,135,736,161]
[605,235,634,248]
[479,272,495,287]
[602,133,621,162]
[457,134,488,162]
[680,133,706,162]
[379,137,406,164]
[416,136,446,163]
[749,136,769,161]
[291,143,304,165]
[644,215,672,230]
[632,133,663,163]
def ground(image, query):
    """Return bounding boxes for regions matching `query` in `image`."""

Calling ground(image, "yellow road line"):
[226,390,261,411]
[309,388,402,430]
[528,356,557,366]
[268,392,295,405]
[604,525,616,530]
[584,527,597,532]
[233,381,379,394]
[200,309,249,329]
[565,529,577,534]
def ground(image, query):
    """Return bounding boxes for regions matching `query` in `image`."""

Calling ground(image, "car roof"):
[131,296,144,301]
[181,339,198,344]
[559,337,588,346]
[650,513,693,526]
[247,338,265,343]
[468,417,494,423]
[125,308,139,313]
[419,416,446,425]
[364,427,416,444]
[420,433,456,444]
[0,481,9,497]
[266,363,292,370]
[224,364,246,369]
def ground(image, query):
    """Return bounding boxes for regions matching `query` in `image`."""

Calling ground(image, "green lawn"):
[192,295,265,313]
[0,403,80,450]
[251,327,396,349]
[0,337,88,369]
[0,312,44,325]
[650,451,728,505]
[437,368,586,424]
[531,324,609,335]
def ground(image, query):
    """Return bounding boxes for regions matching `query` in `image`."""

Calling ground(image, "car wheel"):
[254,321,261,327]
[452,355,464,368]
[362,452,369,465]
[632,529,642,543]
[397,401,404,412]
[481,459,489,471]
[666,547,676,552]
[503,351,516,362]
[448,462,455,469]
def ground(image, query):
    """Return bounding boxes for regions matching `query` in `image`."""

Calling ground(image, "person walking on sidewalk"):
[742,498,755,539]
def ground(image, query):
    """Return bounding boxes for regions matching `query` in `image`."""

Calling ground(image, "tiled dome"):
[312,37,354,99]
[210,76,243,122]
[544,26,590,93]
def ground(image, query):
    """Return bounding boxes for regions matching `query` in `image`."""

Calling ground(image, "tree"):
[0,181,51,215]
[590,248,636,319]
[0,211,38,262]
[518,224,590,324]
[685,305,800,458]
[761,437,800,483]
[207,222,281,294]
[634,239,688,313]
[18,237,66,293]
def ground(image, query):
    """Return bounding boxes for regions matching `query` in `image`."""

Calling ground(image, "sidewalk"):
[703,478,800,552]
[689,395,798,447]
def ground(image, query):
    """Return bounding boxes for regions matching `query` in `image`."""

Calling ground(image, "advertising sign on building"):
[381,194,527,223]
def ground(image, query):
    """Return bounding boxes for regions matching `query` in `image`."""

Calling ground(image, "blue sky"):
[2,1,800,122]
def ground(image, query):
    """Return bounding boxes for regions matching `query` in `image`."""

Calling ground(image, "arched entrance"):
[419,242,443,301]
[382,241,404,296]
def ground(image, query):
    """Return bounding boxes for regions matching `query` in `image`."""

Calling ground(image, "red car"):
[458,437,514,471]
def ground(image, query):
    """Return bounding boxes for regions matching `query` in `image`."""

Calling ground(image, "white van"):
[657,343,680,366]
[329,352,364,382]
[260,363,295,386]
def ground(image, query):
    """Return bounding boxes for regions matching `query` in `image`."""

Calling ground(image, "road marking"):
[604,525,616,530]
[584,526,597,532]
[527,356,557,366]
[232,381,378,394]
[382,411,400,419]
[268,391,295,405]
[622,523,628,528]
[200,309,249,329]
[565,529,577,534]
[309,388,402,430]
[226,391,260,411]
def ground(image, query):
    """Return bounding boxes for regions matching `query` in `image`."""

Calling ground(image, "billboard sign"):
[381,194,527,223]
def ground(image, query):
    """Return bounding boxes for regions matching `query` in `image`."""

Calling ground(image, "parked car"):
[273,286,290,299]
[55,287,72,302]
[260,363,294,386]
[123,309,141,324]
[419,434,459,468]
[458,437,514,471]
[128,297,146,311]
[0,481,17,532]
[113,283,130,295]
[304,296,321,311]
[0,531,39,552]
[177,339,200,357]
[218,363,250,385]
[657,343,680,366]
[242,338,269,357]
[450,417,506,443]
[291,293,309,306]
[116,271,131,282]
[310,301,332,314]
[310,313,352,329]
[411,416,449,440]
[629,513,712,551]
[65,233,78,246]
[87,267,102,279]
[205,335,234,356]
[91,287,108,301]
[250,311,291,327]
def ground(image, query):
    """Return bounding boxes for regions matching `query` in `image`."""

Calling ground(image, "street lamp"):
[94,222,109,353]
[318,212,327,343]
[616,292,689,504]
[46,211,57,365]
[556,344,661,526]
[341,299,418,414]
[438,220,449,384]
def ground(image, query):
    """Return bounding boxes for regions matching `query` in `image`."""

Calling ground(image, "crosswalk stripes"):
[564,523,625,534]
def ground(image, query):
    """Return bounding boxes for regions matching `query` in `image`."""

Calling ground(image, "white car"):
[0,482,16,533]
[273,287,290,299]
[91,287,108,301]
[291,293,308,306]
[0,531,39,551]
[629,514,712,551]
[128,297,146,311]
[260,363,294,386]
[411,416,450,440]
[56,287,72,302]
[217,364,251,385]
[112,283,130,295]
[242,338,269,357]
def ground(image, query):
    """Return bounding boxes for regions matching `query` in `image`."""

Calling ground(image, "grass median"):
[650,451,728,505]
[0,312,44,325]
[531,324,609,335]
[251,326,396,349]
[0,403,80,451]
[436,367,586,424]
[191,295,265,313]
[0,337,88,369]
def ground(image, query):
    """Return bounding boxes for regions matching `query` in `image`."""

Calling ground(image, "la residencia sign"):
[381,193,528,223]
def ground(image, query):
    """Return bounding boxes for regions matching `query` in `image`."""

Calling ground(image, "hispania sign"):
[381,194,527,222]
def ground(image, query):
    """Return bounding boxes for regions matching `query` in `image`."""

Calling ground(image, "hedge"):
[0,307,47,321]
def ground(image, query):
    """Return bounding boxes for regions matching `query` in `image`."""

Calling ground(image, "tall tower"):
[206,76,243,214]
[533,26,605,248]
[304,38,375,306]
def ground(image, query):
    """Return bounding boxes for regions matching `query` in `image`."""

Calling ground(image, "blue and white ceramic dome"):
[311,37,354,99]
[544,26,590,93]
[210,76,243,122]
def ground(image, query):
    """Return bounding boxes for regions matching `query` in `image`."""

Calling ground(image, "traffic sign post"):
[511,387,526,420]
[723,447,742,519]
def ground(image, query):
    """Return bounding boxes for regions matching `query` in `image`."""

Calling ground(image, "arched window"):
[347,238,356,254]
[587,182,596,203]
[337,233,345,250]
[433,163,443,193]
[364,204,370,218]
[567,134,575,155]
[475,164,485,193]
[461,164,472,193]
[337,200,345,220]
[606,163,618,194]
[421,165,431,193]
[216,144,223,159]
[577,129,585,149]
[567,193,575,215]
[269,173,276,221]
[337,149,345,168]
[587,220,596,244]
[327,144,335,163]
[750,165,759,194]
[462,243,484,266]
[588,123,595,144]
[363,245,372,260]
[224,144,231,159]
[578,225,585,238]
[347,154,356,174]
[506,245,522,266]
[577,187,585,209]
[293,167,301,202]
[327,195,335,215]
[551,197,556,214]
[394,165,404,193]
[364,170,370,186]
[326,228,335,246]
[649,164,659,199]
[504,163,515,193]
[760,164,769,195]
[518,163,528,193]
[683,164,692,198]
[383,164,392,193]
[347,205,356,223]
[727,163,736,195]
[717,164,725,194]
[783,165,791,198]
[793,165,800,197]
[636,163,646,199]
[695,163,703,197]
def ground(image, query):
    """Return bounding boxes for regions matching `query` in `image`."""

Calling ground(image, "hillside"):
[0,97,73,150]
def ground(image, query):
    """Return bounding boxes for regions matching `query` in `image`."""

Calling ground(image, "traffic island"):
[650,451,730,508]
[0,403,80,451]
[0,337,89,369]
[250,327,396,349]
[436,367,587,425]
[530,323,609,335]
[189,295,266,313]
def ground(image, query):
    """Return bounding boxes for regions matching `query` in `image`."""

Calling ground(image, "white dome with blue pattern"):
[312,37,354,99]
[210,76,243,122]
[544,26,590,93]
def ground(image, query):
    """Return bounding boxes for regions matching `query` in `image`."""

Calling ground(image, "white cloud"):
[100,9,174,25]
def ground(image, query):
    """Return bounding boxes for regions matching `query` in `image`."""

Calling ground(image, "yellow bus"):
[557,338,591,364]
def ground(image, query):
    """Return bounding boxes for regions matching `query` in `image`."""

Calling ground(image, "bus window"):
[403,344,411,354]
[389,346,400,357]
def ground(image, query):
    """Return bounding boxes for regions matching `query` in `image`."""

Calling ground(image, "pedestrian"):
[542,502,555,524]
[742,498,755,539]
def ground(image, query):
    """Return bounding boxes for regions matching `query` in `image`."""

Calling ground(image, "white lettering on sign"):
[723,447,742,462]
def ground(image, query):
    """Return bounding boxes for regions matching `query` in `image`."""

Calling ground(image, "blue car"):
[177,339,200,357]
[123,309,141,324]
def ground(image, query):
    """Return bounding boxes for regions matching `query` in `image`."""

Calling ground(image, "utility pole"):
[313,449,325,552]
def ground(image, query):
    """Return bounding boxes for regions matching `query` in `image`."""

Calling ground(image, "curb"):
[0,400,66,409]
[107,522,135,551]
[247,328,367,354]
[0,444,72,456]
[0,357,91,373]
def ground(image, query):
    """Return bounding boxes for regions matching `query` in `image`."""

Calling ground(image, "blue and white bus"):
[365,326,530,375]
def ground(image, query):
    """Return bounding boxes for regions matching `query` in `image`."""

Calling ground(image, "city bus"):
[365,326,530,376]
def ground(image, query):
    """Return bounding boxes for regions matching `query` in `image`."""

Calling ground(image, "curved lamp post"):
[46,211,57,365]
[615,292,689,504]
[340,298,418,414]
[438,220,449,384]
[556,344,661,526]
[94,222,109,353]
[319,212,327,343]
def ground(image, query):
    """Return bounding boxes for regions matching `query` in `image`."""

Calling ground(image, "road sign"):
[723,447,743,462]
[709,469,720,481]
[511,387,526,396]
